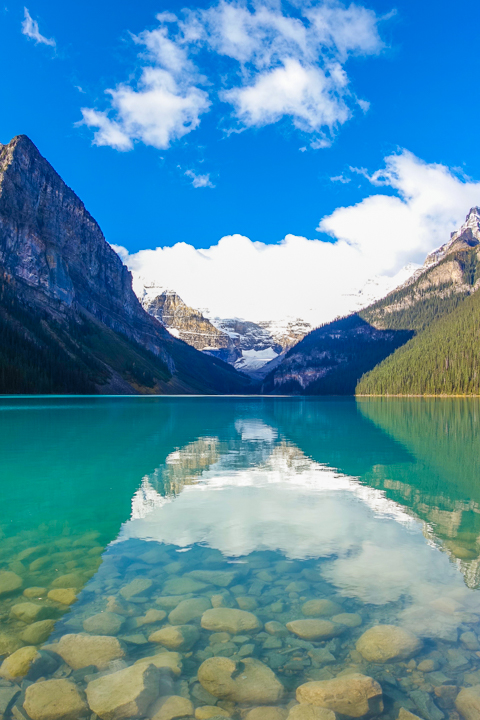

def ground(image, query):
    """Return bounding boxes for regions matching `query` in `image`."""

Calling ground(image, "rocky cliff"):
[0,135,250,395]
[142,288,239,363]
[138,279,312,377]
[263,208,480,394]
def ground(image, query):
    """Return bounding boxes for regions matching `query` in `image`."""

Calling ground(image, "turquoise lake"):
[1,396,480,720]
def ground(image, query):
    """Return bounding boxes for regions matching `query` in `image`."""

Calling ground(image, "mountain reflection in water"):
[1,397,480,719]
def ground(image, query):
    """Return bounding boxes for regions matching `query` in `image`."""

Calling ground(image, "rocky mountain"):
[141,287,239,364]
[263,208,480,395]
[209,316,312,376]
[0,135,251,395]
[137,280,312,377]
[133,263,417,380]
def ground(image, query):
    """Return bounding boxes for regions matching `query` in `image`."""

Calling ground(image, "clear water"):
[1,396,480,719]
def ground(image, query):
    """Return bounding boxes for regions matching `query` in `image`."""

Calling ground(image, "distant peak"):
[7,134,38,152]
[450,206,480,243]
[1,135,44,167]
[464,206,480,223]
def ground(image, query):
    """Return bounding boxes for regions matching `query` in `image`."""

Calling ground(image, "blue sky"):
[2,0,480,323]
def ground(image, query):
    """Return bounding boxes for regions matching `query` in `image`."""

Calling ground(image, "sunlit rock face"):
[137,282,313,377]
[142,289,240,364]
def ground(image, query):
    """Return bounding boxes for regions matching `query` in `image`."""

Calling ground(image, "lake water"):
[0,396,479,720]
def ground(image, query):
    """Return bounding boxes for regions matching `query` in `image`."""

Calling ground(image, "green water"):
[1,397,480,719]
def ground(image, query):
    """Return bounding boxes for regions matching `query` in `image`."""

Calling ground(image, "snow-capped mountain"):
[132,264,418,378]
[135,282,312,375]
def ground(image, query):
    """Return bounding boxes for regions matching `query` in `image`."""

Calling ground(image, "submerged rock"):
[83,612,124,635]
[287,707,335,720]
[188,570,237,587]
[149,624,200,651]
[134,608,167,626]
[286,619,345,641]
[163,576,208,595]
[55,633,125,669]
[51,573,84,589]
[119,578,153,600]
[245,707,288,720]
[0,633,23,656]
[23,679,87,720]
[455,685,480,720]
[332,613,362,628]
[0,646,40,680]
[198,656,284,704]
[23,587,47,599]
[0,571,22,597]
[409,689,444,720]
[265,621,289,637]
[156,595,191,610]
[149,694,194,720]
[356,625,422,663]
[201,608,262,634]
[10,602,53,624]
[48,588,77,605]
[236,597,258,611]
[301,600,342,618]
[0,686,20,716]
[398,710,424,720]
[20,619,55,645]
[169,597,211,625]
[86,662,160,720]
[296,674,383,717]
[195,706,231,718]
[134,651,183,675]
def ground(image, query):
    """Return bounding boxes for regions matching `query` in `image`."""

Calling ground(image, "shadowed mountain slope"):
[263,208,480,395]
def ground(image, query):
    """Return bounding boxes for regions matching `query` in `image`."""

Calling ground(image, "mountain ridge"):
[262,207,480,395]
[0,135,251,395]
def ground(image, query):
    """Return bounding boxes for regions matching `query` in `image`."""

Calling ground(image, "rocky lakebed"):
[0,531,480,720]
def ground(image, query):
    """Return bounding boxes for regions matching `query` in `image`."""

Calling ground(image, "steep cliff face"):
[0,135,250,395]
[263,208,480,395]
[143,289,239,363]
[0,135,168,356]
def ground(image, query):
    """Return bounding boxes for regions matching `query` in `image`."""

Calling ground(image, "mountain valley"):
[1,133,480,397]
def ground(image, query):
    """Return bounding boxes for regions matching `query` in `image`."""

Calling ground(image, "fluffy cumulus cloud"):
[21,7,55,47]
[319,150,480,271]
[81,0,386,151]
[115,150,480,325]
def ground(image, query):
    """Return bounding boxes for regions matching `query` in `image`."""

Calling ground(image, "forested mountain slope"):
[0,135,251,395]
[357,285,480,395]
[262,208,480,395]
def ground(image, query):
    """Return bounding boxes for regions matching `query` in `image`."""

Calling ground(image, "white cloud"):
[80,0,388,151]
[81,66,209,151]
[320,150,480,271]
[330,173,351,183]
[184,169,215,188]
[21,7,55,47]
[116,150,480,326]
[222,58,350,132]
